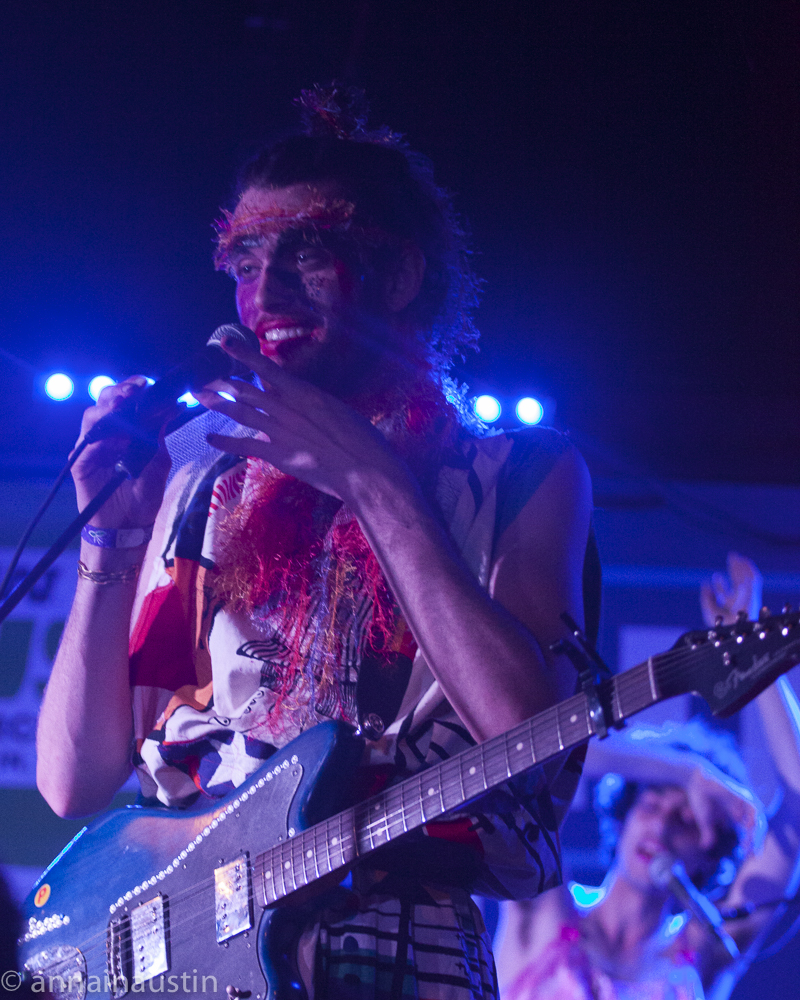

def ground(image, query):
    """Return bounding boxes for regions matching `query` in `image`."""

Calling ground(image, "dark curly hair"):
[594,773,741,894]
[227,84,480,378]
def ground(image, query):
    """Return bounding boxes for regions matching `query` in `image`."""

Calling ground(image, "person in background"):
[495,553,800,999]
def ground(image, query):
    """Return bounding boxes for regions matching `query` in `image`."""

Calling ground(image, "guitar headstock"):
[656,608,800,717]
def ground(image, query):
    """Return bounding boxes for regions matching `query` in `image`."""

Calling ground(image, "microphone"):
[649,854,740,958]
[84,324,259,444]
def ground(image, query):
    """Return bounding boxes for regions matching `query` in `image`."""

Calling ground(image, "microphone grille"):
[207,323,259,351]
[648,853,674,888]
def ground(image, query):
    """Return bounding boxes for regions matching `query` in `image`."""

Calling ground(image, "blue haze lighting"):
[44,373,74,401]
[516,397,544,425]
[568,882,607,909]
[473,395,501,423]
[178,391,201,408]
[88,375,116,401]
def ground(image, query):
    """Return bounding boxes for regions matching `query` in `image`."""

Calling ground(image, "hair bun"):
[296,83,370,140]
[296,83,404,147]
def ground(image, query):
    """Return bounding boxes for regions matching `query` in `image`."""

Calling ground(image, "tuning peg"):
[715,615,724,627]
[759,606,771,621]
[783,604,794,614]
[737,610,749,622]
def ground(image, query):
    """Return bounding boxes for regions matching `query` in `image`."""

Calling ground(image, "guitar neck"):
[254,659,663,905]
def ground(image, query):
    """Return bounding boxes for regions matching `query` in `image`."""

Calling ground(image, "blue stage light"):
[473,394,501,422]
[515,397,544,425]
[218,391,236,402]
[44,373,74,401]
[177,391,201,408]
[88,375,116,401]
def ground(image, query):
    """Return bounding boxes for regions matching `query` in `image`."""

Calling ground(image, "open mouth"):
[259,325,313,343]
[636,842,663,864]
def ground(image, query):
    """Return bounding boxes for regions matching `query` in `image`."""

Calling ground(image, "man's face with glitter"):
[219,183,402,394]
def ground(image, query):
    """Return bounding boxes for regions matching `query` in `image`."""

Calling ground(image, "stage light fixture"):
[88,375,116,401]
[44,373,74,401]
[178,391,201,408]
[473,394,501,423]
[515,397,544,425]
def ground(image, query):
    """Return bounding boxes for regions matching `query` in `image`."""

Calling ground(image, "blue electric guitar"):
[18,609,800,999]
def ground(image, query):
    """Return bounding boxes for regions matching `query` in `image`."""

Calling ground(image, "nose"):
[254,256,304,313]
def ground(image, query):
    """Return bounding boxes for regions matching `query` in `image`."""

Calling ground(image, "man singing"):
[36,86,593,998]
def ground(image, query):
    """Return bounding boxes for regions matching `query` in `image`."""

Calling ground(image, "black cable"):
[0,438,89,602]
[0,468,130,625]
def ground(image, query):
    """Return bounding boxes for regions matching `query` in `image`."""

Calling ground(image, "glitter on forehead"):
[214,197,356,269]
[213,197,401,272]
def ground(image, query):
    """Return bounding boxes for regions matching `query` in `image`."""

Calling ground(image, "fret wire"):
[388,785,405,836]
[419,774,427,823]
[292,835,303,889]
[440,758,463,811]
[324,816,333,875]
[299,832,310,885]
[260,859,272,905]
[277,843,287,899]
[288,839,298,893]
[400,780,409,833]
[312,825,321,880]
[381,790,393,841]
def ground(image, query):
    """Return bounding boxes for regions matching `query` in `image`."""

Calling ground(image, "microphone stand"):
[0,435,158,625]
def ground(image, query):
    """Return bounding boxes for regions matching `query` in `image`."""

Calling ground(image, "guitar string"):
[31,623,798,968]
[36,632,790,968]
[34,632,792,967]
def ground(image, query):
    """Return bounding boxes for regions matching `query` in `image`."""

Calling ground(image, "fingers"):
[219,334,295,394]
[206,433,272,460]
[700,581,719,627]
[193,383,283,431]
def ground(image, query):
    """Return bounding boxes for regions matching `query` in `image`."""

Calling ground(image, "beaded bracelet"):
[77,560,142,585]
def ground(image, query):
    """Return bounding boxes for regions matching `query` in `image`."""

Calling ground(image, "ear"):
[384,242,426,313]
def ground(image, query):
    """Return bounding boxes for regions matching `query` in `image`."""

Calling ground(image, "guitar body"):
[19,721,364,1000]
[19,608,800,1000]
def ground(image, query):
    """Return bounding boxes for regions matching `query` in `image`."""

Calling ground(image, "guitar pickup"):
[214,855,252,943]
[130,895,169,984]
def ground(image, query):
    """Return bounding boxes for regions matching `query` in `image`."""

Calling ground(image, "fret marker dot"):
[284,861,291,870]
[516,742,523,751]
[265,871,271,879]
[469,767,476,775]
[306,850,312,859]
[428,788,435,796]
[570,714,577,724]
[331,837,338,845]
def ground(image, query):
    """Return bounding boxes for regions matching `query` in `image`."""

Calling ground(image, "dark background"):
[1,0,797,483]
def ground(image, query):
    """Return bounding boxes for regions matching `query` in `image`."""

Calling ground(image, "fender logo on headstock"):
[713,637,800,701]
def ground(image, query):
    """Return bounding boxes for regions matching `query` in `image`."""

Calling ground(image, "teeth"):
[261,326,309,342]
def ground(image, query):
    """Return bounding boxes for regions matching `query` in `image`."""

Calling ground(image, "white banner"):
[0,548,78,788]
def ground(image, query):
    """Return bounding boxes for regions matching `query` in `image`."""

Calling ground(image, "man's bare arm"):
[36,379,172,817]
[199,343,592,743]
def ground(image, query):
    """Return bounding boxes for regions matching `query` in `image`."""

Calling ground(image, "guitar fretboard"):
[253,657,665,905]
